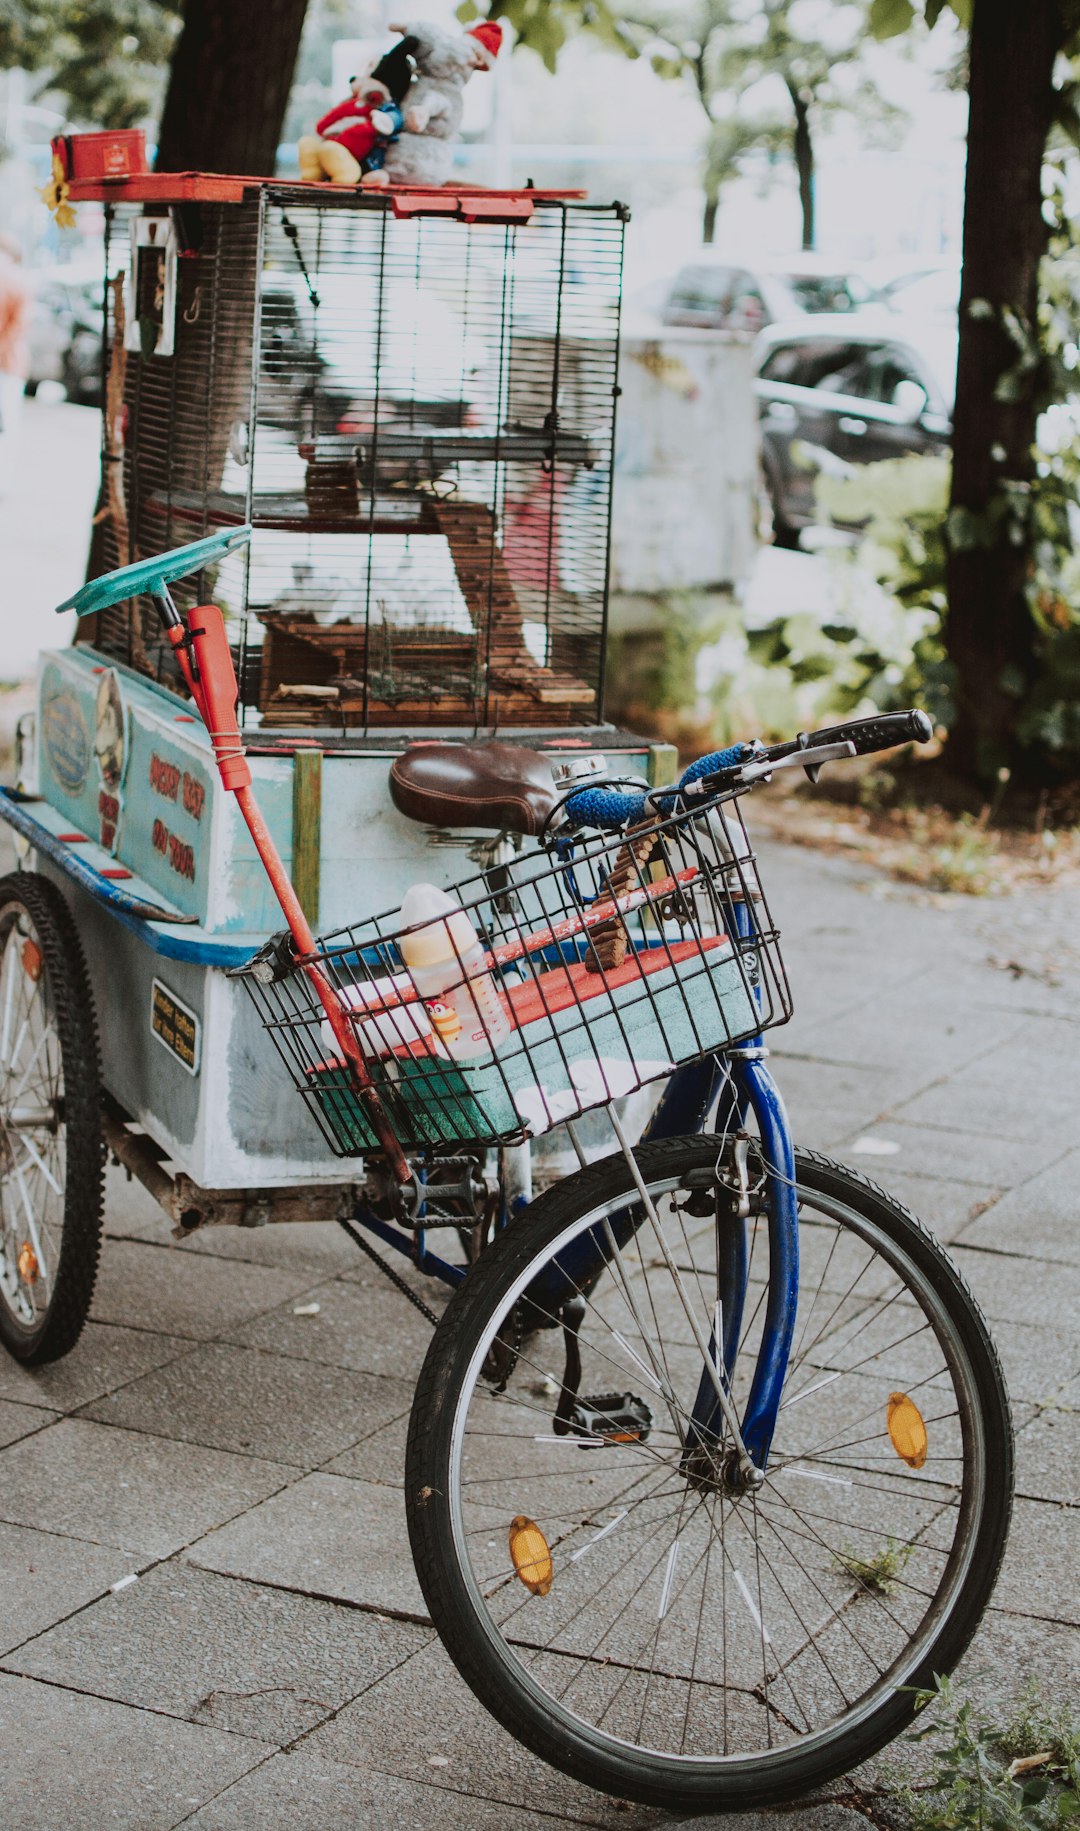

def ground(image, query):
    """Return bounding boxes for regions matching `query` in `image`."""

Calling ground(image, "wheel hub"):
[683,1438,761,1497]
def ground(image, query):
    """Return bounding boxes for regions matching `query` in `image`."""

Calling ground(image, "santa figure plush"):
[362,20,503,188]
[298,36,417,185]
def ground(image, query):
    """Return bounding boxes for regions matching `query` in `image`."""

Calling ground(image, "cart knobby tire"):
[0,872,105,1364]
[405,1138,1013,1814]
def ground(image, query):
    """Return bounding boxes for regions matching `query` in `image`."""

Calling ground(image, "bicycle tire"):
[0,872,105,1364]
[406,1137,1012,1813]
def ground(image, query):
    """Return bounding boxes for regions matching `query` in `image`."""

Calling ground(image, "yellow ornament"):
[41,153,77,231]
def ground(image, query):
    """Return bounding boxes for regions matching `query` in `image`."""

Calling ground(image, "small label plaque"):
[150,978,201,1076]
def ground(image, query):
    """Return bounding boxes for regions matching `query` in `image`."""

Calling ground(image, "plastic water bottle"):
[398,883,510,1060]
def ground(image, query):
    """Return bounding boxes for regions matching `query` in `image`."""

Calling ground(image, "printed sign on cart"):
[150,978,201,1075]
[93,668,130,854]
[40,675,91,795]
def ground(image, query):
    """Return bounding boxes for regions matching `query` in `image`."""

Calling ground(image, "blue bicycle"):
[15,529,1010,1814]
[395,721,1013,1814]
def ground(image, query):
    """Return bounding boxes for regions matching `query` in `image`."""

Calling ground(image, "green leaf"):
[455,0,481,19]
[869,0,915,39]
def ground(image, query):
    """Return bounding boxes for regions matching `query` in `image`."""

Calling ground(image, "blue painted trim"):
[0,791,258,970]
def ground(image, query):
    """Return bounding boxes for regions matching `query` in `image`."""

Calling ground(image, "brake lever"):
[736,739,857,786]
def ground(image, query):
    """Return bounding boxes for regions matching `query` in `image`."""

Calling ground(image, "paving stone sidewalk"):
[0,834,1077,1830]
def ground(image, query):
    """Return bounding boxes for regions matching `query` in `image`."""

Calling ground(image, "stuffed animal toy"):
[362,20,502,188]
[298,36,417,185]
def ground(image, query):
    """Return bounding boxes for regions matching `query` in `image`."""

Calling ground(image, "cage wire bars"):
[90,189,626,735]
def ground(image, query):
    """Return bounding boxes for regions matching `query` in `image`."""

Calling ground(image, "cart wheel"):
[0,873,104,1364]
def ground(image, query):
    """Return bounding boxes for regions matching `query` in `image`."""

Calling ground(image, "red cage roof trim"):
[62,171,586,218]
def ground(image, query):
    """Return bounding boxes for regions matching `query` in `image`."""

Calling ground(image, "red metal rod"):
[166,619,412,1185]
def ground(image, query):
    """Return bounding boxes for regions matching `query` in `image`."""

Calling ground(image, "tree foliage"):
[0,0,180,131]
[465,0,904,246]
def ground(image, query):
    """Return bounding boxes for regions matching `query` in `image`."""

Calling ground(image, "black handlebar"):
[761,708,933,767]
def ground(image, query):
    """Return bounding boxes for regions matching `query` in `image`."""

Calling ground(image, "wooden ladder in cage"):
[432,499,596,718]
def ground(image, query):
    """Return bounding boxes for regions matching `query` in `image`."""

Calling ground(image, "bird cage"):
[88,182,626,734]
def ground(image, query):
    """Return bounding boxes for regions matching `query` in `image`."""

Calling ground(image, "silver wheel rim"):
[0,912,67,1332]
[444,1171,988,1772]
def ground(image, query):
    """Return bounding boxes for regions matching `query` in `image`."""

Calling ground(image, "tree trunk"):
[786,81,814,251]
[702,187,719,244]
[156,0,309,174]
[945,0,1062,781]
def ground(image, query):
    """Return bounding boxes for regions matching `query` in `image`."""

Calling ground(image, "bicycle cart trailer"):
[0,165,1012,1814]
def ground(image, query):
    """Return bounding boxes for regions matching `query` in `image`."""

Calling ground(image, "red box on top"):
[52,130,148,182]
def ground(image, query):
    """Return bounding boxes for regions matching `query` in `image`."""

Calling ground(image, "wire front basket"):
[240,788,791,1158]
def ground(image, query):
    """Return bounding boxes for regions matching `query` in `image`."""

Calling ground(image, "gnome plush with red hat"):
[363,19,502,187]
[299,34,418,184]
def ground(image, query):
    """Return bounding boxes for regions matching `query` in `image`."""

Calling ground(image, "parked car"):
[754,313,956,543]
[880,263,962,320]
[661,251,881,335]
[26,268,104,405]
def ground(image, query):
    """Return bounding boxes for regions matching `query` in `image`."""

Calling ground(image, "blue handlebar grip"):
[564,744,750,832]
[564,785,648,828]
[677,744,748,790]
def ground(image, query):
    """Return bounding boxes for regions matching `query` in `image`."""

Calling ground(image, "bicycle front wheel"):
[406,1138,1012,1813]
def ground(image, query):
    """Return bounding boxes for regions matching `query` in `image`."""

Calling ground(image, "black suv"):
[755,315,955,543]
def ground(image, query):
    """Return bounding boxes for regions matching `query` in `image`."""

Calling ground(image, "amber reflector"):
[509,1514,553,1596]
[17,1242,39,1284]
[21,939,42,982]
[887,1391,928,1469]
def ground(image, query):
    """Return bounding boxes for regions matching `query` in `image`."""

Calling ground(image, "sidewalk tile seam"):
[976,1003,1080,1029]
[350,1766,648,1829]
[0,1661,281,1745]
[771,1046,943,1076]
[0,1546,169,1664]
[0,1325,205,1406]
[25,1410,312,1494]
[0,1510,167,1557]
[93,1237,333,1333]
[71,1338,416,1470]
[178,1558,436,1632]
[164,1747,282,1831]
[178,1310,427,1385]
[948,1238,1079,1270]
[825,1145,1007,1189]
[0,1405,63,1446]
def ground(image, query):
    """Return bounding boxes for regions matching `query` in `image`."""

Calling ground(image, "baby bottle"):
[398,883,510,1060]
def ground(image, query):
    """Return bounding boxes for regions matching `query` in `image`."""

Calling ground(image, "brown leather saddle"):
[389,742,558,836]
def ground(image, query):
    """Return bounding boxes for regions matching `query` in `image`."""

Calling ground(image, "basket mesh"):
[240,788,791,1156]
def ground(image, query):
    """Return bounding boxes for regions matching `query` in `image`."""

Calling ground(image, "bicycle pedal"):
[567,1391,653,1444]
